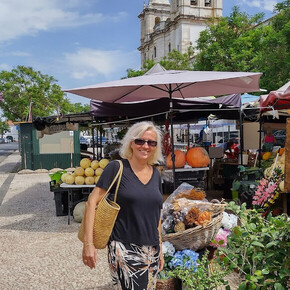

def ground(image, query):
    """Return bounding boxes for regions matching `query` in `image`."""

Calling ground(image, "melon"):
[95,168,103,176]
[99,158,109,169]
[75,175,85,185]
[65,174,75,185]
[61,173,70,183]
[80,158,91,169]
[91,160,99,170]
[75,167,85,176]
[166,150,186,169]
[186,147,210,168]
[84,167,94,177]
[73,201,86,223]
[85,176,95,185]
[95,175,100,184]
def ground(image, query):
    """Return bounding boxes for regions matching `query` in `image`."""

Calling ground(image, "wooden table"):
[60,183,95,224]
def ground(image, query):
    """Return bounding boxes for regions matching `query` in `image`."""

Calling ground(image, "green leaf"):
[254,270,262,276]
[266,241,278,248]
[238,282,247,290]
[274,283,285,290]
[252,241,265,248]
[262,269,270,275]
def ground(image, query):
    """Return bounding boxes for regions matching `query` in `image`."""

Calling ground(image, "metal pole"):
[258,113,263,168]
[91,117,95,160]
[169,85,176,189]
[239,108,244,165]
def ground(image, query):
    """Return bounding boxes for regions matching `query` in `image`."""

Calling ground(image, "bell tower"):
[138,0,223,65]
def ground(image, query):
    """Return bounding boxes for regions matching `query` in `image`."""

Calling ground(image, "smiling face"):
[130,130,157,162]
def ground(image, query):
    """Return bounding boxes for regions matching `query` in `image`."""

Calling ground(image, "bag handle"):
[104,160,123,203]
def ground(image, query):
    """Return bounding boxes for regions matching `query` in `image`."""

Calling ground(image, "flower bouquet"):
[252,166,284,213]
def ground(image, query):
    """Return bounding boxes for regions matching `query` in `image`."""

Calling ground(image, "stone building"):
[138,0,222,65]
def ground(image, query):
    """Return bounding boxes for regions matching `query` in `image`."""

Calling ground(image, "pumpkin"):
[166,150,186,169]
[186,147,210,168]
[262,152,271,160]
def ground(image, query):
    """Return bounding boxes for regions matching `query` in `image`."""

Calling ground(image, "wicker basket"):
[156,278,182,290]
[162,212,223,251]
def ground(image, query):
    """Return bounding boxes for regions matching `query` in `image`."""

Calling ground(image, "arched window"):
[144,53,146,61]
[168,43,171,53]
[191,0,197,6]
[154,46,157,58]
[155,17,161,25]
[205,0,211,7]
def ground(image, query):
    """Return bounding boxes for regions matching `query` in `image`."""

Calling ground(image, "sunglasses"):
[134,138,157,147]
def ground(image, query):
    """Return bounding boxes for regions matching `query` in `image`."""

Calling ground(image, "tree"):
[0,66,79,122]
[159,47,194,70]
[0,120,10,138]
[125,48,194,78]
[126,60,155,78]
[66,102,91,114]
[193,3,290,92]
[255,0,290,90]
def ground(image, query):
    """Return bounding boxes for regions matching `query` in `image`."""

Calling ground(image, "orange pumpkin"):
[186,147,210,168]
[166,150,186,169]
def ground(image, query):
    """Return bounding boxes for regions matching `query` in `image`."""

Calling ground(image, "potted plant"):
[218,201,290,289]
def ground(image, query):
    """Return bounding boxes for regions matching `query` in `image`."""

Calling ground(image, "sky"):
[0,0,282,105]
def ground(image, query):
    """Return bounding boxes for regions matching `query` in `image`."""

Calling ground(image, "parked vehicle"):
[273,130,286,146]
[90,136,108,147]
[80,136,89,150]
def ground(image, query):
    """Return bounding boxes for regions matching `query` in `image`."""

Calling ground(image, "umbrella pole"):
[169,85,176,190]
[258,113,263,168]
[239,108,244,165]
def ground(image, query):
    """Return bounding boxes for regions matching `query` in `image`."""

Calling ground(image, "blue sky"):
[0,0,281,104]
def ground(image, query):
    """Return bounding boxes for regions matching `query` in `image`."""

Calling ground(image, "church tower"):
[138,0,222,65]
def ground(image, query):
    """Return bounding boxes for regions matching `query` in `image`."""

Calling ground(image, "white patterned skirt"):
[107,240,160,290]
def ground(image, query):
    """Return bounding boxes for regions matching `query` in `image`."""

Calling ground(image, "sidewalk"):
[0,151,113,290]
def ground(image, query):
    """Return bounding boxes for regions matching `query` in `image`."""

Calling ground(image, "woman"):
[82,121,165,289]
[262,128,277,152]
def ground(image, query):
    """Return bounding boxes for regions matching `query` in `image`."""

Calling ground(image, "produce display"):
[186,147,210,168]
[165,147,210,169]
[166,150,186,169]
[61,158,110,185]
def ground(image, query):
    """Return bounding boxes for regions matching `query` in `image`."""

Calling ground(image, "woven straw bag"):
[78,160,123,249]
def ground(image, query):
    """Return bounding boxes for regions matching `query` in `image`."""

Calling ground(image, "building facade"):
[138,0,222,65]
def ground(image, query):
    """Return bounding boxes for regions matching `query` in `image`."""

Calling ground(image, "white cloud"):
[239,0,278,11]
[63,48,140,80]
[0,0,127,42]
[0,64,10,71]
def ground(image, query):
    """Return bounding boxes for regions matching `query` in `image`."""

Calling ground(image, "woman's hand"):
[82,244,97,269]
[158,252,164,272]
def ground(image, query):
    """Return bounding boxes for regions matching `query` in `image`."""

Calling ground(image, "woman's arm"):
[158,218,164,272]
[82,186,106,269]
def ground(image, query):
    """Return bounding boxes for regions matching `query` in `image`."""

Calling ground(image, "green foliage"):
[193,3,290,92]
[218,202,290,289]
[169,251,230,290]
[126,60,155,78]
[0,120,10,137]
[160,48,194,70]
[0,65,83,122]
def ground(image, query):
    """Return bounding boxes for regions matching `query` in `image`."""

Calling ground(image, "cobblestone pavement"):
[0,153,113,290]
[0,151,240,290]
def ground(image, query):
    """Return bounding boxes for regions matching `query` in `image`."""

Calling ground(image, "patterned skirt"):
[107,240,160,290]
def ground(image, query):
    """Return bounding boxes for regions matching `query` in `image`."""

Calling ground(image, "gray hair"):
[119,121,164,165]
